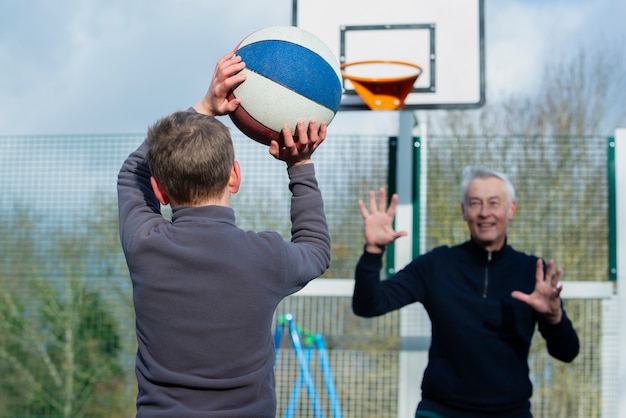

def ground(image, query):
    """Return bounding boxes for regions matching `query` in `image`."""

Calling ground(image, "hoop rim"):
[340,60,423,83]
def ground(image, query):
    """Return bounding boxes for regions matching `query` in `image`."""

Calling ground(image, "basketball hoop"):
[341,60,423,110]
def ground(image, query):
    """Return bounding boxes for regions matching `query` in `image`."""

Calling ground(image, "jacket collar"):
[464,237,511,262]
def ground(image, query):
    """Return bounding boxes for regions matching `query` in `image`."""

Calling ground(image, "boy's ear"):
[228,161,241,194]
[150,176,171,205]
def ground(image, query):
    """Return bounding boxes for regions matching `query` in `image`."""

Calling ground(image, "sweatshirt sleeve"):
[353,249,425,317]
[538,305,580,362]
[284,162,331,280]
[352,250,386,317]
[117,139,165,256]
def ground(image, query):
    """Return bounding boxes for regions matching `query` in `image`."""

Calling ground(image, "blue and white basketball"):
[228,26,342,146]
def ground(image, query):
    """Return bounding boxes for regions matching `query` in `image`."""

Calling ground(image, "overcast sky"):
[1,0,624,136]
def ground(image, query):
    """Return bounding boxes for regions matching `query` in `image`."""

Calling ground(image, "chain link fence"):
[0,130,614,417]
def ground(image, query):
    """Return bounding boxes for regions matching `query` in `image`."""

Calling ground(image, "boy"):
[117,53,331,417]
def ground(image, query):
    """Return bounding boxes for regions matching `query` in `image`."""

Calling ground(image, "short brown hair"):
[146,111,234,206]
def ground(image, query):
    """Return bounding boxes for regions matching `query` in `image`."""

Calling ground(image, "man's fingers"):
[387,193,399,217]
[554,283,563,295]
[377,188,387,212]
[358,200,370,219]
[535,258,545,282]
[368,190,378,213]
[511,290,529,304]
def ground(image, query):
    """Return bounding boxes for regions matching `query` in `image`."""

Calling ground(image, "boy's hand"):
[194,52,246,116]
[269,120,326,167]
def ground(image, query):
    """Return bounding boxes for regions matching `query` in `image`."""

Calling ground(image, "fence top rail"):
[295,279,615,300]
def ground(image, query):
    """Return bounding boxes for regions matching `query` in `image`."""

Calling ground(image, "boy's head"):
[147,111,235,206]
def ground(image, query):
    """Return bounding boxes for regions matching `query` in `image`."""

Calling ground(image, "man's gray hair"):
[461,166,516,204]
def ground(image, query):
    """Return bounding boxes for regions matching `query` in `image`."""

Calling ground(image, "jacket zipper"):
[483,251,492,298]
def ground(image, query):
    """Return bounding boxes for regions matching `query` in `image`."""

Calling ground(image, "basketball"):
[228,26,343,146]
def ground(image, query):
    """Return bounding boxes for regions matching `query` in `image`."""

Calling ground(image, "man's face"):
[461,177,516,252]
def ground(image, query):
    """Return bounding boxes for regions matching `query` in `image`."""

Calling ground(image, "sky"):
[1,0,625,136]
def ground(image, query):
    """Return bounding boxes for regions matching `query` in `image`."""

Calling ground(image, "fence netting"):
[0,130,612,417]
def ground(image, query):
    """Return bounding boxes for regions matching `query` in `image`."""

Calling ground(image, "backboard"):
[293,0,485,110]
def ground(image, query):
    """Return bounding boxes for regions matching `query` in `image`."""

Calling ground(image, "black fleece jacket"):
[353,239,579,418]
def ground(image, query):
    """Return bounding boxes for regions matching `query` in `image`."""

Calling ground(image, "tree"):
[421,44,626,137]
[0,204,132,418]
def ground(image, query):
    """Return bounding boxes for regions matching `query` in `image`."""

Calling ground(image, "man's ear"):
[507,200,517,220]
[228,161,241,194]
[150,176,171,205]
